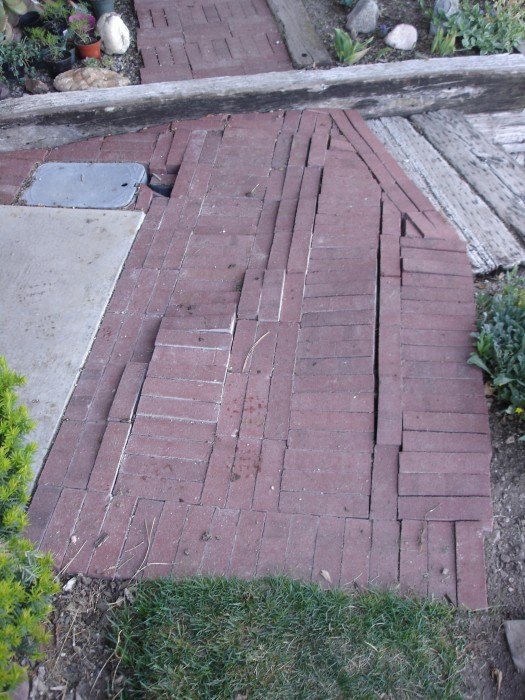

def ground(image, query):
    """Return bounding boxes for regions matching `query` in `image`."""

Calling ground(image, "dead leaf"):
[492,668,503,699]
[484,382,494,397]
[320,570,332,583]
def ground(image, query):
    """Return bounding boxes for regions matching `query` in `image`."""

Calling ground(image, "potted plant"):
[89,0,114,20]
[69,14,100,58]
[0,37,38,82]
[27,25,73,75]
[40,0,69,36]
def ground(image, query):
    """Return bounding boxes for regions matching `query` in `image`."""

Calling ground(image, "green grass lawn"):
[109,576,466,699]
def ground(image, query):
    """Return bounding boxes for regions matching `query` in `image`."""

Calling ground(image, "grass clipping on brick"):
[109,576,466,699]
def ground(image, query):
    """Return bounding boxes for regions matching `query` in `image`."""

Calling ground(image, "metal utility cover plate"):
[0,205,145,482]
[21,162,147,209]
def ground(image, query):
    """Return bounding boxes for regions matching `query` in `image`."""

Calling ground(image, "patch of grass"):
[109,576,466,699]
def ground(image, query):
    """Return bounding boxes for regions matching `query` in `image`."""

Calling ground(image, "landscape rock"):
[504,620,525,672]
[54,67,130,92]
[345,0,379,37]
[384,24,418,50]
[24,77,50,95]
[97,12,131,55]
[430,0,459,36]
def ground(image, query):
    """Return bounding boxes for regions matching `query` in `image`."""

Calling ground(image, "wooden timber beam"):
[0,54,524,151]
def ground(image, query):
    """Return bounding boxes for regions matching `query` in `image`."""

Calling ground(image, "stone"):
[97,12,130,55]
[504,620,525,672]
[24,77,50,95]
[54,66,130,92]
[384,24,418,51]
[346,0,379,37]
[430,0,459,36]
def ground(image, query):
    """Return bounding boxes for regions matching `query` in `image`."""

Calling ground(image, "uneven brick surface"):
[21,109,493,608]
[135,0,292,83]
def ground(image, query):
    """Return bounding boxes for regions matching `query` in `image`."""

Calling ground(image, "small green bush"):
[0,357,58,695]
[469,269,525,431]
[448,0,525,54]
[333,28,372,65]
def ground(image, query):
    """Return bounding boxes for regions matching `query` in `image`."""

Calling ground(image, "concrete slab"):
[504,621,525,673]
[21,162,147,209]
[0,205,144,481]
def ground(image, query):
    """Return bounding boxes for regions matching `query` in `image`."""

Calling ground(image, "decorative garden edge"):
[0,54,524,152]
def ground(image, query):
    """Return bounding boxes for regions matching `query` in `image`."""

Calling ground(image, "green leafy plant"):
[333,28,372,64]
[26,26,66,61]
[0,356,59,694]
[431,24,458,55]
[69,15,97,45]
[0,37,38,81]
[40,0,69,34]
[468,269,525,436]
[448,0,525,54]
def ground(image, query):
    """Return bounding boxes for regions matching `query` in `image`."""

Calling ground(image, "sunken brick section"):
[26,109,492,608]
[135,0,292,83]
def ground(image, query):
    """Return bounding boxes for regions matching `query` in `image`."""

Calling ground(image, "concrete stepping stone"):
[0,205,144,481]
[21,162,147,209]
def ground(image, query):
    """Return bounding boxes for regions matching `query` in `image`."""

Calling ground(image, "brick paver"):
[8,108,492,609]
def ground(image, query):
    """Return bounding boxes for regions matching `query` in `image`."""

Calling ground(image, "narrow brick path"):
[134,0,292,83]
[17,108,492,608]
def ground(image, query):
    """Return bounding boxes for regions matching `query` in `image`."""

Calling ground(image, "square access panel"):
[21,162,148,209]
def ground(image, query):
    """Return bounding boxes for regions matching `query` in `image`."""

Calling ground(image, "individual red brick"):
[403,411,489,434]
[402,387,487,414]
[229,319,257,373]
[133,414,215,442]
[148,357,228,383]
[199,508,240,575]
[229,510,266,578]
[237,269,263,320]
[273,322,299,376]
[172,504,215,577]
[402,344,471,363]
[295,356,373,377]
[376,375,402,446]
[86,312,122,364]
[403,271,473,290]
[312,516,345,588]
[398,496,492,523]
[370,445,399,520]
[252,439,286,511]
[117,498,164,579]
[399,520,428,596]
[121,453,207,482]
[88,422,131,492]
[216,373,248,438]
[287,428,373,452]
[144,501,189,577]
[226,438,262,510]
[456,521,488,609]
[301,309,374,328]
[41,488,86,568]
[290,410,373,432]
[402,430,491,454]
[87,494,136,578]
[279,272,305,320]
[25,484,61,548]
[263,374,292,439]
[114,471,202,503]
[240,374,271,439]
[125,433,212,461]
[108,362,148,422]
[401,232,466,253]
[291,383,374,413]
[399,451,490,475]
[369,519,400,587]
[62,490,111,574]
[402,313,476,332]
[381,194,402,236]
[399,471,491,497]
[283,513,318,579]
[279,490,369,518]
[248,322,278,375]
[302,294,375,314]
[339,519,371,588]
[401,327,473,347]
[200,435,237,506]
[403,360,479,380]
[427,521,457,604]
[137,394,219,422]
[39,421,84,486]
[257,511,292,576]
[62,422,106,489]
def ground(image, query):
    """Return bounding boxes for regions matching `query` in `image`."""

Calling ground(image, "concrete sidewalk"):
[12,107,492,609]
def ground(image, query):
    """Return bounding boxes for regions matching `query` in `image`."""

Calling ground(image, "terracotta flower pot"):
[75,38,102,60]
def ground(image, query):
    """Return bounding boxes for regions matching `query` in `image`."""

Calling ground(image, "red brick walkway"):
[135,0,292,83]
[17,108,492,609]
